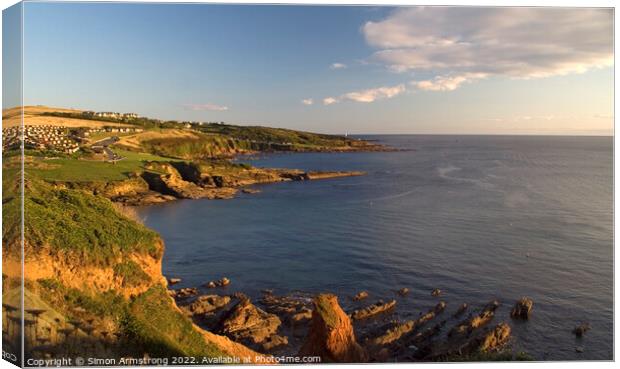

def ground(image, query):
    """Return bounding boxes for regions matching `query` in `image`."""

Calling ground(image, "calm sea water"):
[137,135,613,360]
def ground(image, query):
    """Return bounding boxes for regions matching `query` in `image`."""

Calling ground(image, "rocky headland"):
[53,160,365,206]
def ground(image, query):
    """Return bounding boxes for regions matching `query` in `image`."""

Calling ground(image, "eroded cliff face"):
[4,241,163,299]
[4,241,271,363]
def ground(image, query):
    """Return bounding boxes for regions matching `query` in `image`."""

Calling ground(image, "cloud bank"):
[302,98,314,105]
[363,7,613,85]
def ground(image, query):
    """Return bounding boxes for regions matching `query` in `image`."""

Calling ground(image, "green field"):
[26,149,178,182]
[87,131,135,141]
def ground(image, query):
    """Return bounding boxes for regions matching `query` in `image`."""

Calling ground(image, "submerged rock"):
[397,288,410,297]
[453,303,468,317]
[261,334,289,351]
[573,323,590,337]
[168,277,181,285]
[350,300,397,321]
[298,294,367,363]
[511,297,533,319]
[353,291,369,301]
[431,289,442,297]
[205,277,230,288]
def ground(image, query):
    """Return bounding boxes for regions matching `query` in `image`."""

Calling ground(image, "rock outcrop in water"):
[449,300,500,338]
[172,287,199,299]
[183,294,231,315]
[511,297,533,319]
[353,291,369,301]
[350,300,397,321]
[479,322,512,352]
[205,277,231,288]
[368,301,447,349]
[217,297,283,347]
[453,303,468,317]
[298,294,368,362]
[573,322,590,337]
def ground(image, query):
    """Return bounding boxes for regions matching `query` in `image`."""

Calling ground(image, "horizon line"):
[3,105,614,137]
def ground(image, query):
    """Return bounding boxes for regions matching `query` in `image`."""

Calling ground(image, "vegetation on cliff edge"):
[3,178,160,266]
[35,279,226,358]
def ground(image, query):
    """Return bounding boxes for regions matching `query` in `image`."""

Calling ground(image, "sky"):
[6,3,615,135]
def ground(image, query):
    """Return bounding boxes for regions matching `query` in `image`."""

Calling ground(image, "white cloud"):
[363,7,613,84]
[183,103,229,111]
[323,84,406,105]
[323,97,339,105]
[302,98,314,105]
[342,84,405,102]
[330,63,347,70]
[413,73,487,91]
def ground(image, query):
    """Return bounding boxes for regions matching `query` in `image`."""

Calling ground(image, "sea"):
[136,135,613,361]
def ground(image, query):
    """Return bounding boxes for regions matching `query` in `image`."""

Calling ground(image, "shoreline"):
[165,278,528,361]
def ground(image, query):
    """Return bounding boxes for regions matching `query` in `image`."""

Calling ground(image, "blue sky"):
[12,3,615,134]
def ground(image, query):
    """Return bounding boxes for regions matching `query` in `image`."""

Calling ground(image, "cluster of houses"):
[2,125,80,153]
[82,111,139,120]
[83,126,143,136]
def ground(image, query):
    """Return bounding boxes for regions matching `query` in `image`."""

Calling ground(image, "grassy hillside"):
[4,177,161,266]
[126,285,226,357]
[199,123,350,147]
[35,279,226,359]
[137,131,251,159]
